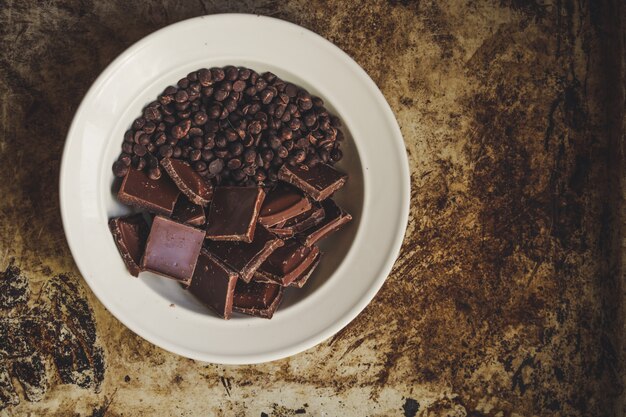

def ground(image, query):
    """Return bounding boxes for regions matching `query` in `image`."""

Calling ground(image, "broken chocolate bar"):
[253,240,320,286]
[161,157,213,206]
[205,225,283,282]
[278,163,347,202]
[298,199,352,246]
[258,183,312,227]
[188,250,238,319]
[108,214,150,277]
[232,280,284,319]
[287,253,321,288]
[117,167,180,216]
[141,216,205,285]
[270,203,326,238]
[172,196,206,227]
[205,187,266,243]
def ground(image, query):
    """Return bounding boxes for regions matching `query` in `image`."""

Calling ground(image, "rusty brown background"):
[0,0,624,416]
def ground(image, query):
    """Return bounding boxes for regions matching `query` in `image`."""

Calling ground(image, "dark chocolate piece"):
[141,216,205,284]
[205,187,266,242]
[288,252,321,288]
[232,280,284,319]
[108,214,150,277]
[161,157,213,206]
[188,249,238,319]
[278,163,347,202]
[258,183,312,227]
[172,196,206,227]
[270,203,326,238]
[117,168,180,216]
[298,199,352,246]
[205,225,283,282]
[253,241,320,286]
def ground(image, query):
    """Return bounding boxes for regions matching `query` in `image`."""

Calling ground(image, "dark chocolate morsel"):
[277,163,347,202]
[188,250,238,319]
[205,187,265,243]
[141,216,206,285]
[108,214,150,277]
[117,168,180,216]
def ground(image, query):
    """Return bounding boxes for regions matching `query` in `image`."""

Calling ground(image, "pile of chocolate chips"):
[110,93,352,318]
[112,66,344,187]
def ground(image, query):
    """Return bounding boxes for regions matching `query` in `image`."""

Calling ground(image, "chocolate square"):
[161,157,213,206]
[287,253,321,288]
[172,196,206,227]
[205,187,266,243]
[253,240,320,286]
[141,216,206,284]
[205,225,284,282]
[270,202,326,238]
[298,199,352,246]
[232,280,284,319]
[117,168,180,216]
[108,214,150,277]
[188,250,238,319]
[258,183,311,227]
[278,163,347,202]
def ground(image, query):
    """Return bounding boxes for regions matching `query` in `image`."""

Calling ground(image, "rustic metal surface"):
[0,1,623,416]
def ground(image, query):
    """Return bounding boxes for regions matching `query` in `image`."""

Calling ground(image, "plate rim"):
[59,13,410,364]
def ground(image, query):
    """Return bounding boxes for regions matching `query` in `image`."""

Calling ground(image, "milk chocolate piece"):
[299,199,352,246]
[258,183,312,227]
[205,187,266,242]
[108,214,149,277]
[188,250,238,319]
[161,157,213,206]
[232,280,284,319]
[205,226,283,282]
[278,163,347,202]
[288,253,321,288]
[270,203,326,238]
[141,216,205,284]
[253,241,320,286]
[172,196,206,226]
[117,168,180,216]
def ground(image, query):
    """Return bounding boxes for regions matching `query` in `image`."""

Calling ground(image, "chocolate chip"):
[112,161,129,177]
[148,167,161,180]
[331,148,343,162]
[277,146,289,159]
[192,136,204,149]
[175,90,189,103]
[227,158,242,170]
[243,149,257,164]
[159,145,174,158]
[190,149,201,161]
[209,158,224,175]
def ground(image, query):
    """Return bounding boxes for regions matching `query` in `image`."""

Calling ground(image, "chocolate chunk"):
[161,157,213,206]
[232,280,284,319]
[258,183,312,227]
[253,240,320,286]
[108,214,150,277]
[188,250,238,319]
[288,252,321,288]
[205,225,283,282]
[172,196,206,227]
[141,216,205,284]
[298,199,352,246]
[278,163,347,201]
[270,203,325,238]
[205,187,266,243]
[117,168,180,216]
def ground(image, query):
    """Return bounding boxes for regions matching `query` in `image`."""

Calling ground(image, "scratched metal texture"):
[0,0,623,416]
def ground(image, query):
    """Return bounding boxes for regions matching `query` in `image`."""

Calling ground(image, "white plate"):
[60,14,409,364]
